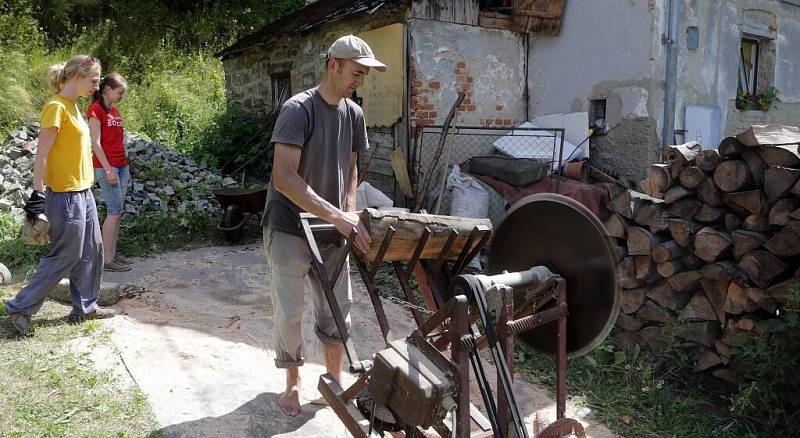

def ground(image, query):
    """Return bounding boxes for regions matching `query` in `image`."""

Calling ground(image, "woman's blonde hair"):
[47,55,102,92]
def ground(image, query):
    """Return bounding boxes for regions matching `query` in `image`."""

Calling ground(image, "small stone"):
[222,177,237,186]
[0,263,11,284]
[50,279,123,306]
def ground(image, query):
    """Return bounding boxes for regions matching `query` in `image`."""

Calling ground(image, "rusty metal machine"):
[300,193,619,437]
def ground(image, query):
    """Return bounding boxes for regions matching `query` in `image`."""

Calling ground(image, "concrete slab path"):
[101,244,617,437]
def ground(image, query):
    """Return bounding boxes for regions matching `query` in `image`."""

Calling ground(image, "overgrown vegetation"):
[0,0,302,172]
[728,283,800,435]
[516,335,756,437]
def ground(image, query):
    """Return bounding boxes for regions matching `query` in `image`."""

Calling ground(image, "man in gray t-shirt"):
[263,34,386,417]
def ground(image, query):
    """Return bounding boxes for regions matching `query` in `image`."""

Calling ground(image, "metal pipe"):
[475,265,558,290]
[661,0,682,156]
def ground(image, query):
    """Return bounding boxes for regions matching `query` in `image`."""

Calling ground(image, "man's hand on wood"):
[336,211,371,254]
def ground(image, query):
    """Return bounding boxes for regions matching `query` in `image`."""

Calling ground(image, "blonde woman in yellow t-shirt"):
[5,55,118,335]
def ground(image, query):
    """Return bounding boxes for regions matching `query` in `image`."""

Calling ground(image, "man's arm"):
[272,143,371,252]
[344,152,358,212]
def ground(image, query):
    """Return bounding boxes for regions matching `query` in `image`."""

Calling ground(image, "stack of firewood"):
[605,124,800,383]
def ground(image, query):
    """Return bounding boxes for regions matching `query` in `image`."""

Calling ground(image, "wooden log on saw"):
[357,208,490,262]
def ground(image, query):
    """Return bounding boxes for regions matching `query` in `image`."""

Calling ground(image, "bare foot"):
[277,387,301,416]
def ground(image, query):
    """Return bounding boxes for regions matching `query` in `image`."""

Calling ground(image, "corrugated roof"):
[216,0,402,59]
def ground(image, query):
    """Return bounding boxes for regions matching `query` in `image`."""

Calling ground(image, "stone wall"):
[221,10,405,122]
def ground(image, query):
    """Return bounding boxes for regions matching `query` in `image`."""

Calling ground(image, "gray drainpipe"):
[661,0,681,158]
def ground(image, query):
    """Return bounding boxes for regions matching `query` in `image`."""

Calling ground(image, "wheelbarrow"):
[211,187,268,242]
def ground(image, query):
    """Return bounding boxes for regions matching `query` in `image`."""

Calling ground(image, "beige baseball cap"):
[326,35,387,72]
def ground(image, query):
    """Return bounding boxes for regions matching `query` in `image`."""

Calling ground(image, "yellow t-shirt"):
[40,95,94,192]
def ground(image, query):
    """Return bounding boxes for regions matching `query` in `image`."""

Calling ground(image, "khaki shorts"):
[264,227,352,368]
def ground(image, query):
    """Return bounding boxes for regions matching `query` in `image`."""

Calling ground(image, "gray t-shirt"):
[262,88,369,236]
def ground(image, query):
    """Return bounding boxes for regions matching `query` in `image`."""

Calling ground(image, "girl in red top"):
[88,73,132,272]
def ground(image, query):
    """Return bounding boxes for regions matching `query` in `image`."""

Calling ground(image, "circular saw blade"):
[488,193,619,358]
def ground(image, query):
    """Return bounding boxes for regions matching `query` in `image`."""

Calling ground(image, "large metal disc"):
[488,193,619,358]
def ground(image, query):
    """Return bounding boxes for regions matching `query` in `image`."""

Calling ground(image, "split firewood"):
[701,277,729,324]
[646,163,672,197]
[763,221,800,257]
[647,281,691,311]
[757,144,800,167]
[617,257,642,289]
[744,287,778,314]
[731,230,768,260]
[639,326,668,352]
[616,313,644,332]
[610,244,626,263]
[768,198,799,226]
[724,214,743,233]
[652,240,682,263]
[725,281,760,314]
[675,321,719,347]
[666,270,703,292]
[678,166,706,190]
[694,227,732,262]
[763,166,800,201]
[715,340,732,362]
[741,148,767,187]
[684,294,718,321]
[697,178,724,206]
[695,204,726,223]
[713,160,753,192]
[718,137,744,157]
[637,300,672,323]
[634,203,670,232]
[627,226,663,255]
[742,214,769,232]
[792,178,800,197]
[738,250,789,288]
[611,189,634,219]
[668,218,703,247]
[695,350,724,372]
[684,253,705,270]
[664,185,694,204]
[695,149,720,172]
[620,288,648,314]
[737,124,800,146]
[634,255,654,280]
[713,367,747,385]
[664,141,701,178]
[656,260,684,278]
[604,213,629,239]
[669,198,702,220]
[723,190,767,217]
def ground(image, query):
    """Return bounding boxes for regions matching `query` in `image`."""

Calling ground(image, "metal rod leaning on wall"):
[412,91,465,213]
[357,141,381,186]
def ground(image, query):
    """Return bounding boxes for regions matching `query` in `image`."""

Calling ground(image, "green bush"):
[729,282,800,434]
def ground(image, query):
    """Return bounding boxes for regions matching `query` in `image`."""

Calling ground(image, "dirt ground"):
[95,244,616,437]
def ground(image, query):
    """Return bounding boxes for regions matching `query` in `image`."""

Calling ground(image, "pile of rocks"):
[0,124,239,220]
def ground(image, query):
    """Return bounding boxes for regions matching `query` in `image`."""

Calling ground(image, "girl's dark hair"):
[92,72,127,111]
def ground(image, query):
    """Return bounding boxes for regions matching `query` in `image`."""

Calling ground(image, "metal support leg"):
[497,285,514,436]
[556,278,568,420]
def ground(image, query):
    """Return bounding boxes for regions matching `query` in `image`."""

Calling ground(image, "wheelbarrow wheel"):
[222,204,243,242]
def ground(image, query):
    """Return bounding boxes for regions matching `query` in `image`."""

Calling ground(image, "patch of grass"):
[515,335,757,437]
[0,285,161,437]
[115,209,247,257]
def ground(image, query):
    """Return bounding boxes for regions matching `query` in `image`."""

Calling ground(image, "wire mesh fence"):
[411,125,565,225]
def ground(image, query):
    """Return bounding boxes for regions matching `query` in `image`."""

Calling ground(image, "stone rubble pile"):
[0,124,238,220]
